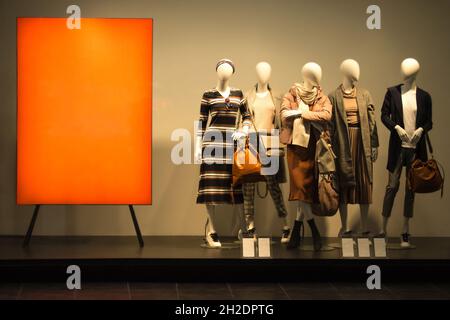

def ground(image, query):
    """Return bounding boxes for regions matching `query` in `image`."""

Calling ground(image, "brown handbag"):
[408,134,445,196]
[311,127,339,217]
[232,137,264,186]
[312,173,339,217]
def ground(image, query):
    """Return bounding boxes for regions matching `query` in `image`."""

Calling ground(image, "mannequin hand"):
[232,125,250,141]
[371,147,378,162]
[284,110,302,119]
[395,125,410,143]
[410,127,424,145]
[194,136,203,163]
[232,131,247,141]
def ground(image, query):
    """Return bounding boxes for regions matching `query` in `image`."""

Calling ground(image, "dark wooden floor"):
[1,281,450,300]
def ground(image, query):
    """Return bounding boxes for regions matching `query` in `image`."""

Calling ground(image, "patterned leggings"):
[243,175,288,221]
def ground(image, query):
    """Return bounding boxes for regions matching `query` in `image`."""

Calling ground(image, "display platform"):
[1,236,449,282]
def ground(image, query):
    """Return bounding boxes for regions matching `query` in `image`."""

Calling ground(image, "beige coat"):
[280,86,332,145]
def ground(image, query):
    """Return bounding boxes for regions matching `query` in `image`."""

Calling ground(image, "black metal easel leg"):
[128,205,144,247]
[23,204,41,247]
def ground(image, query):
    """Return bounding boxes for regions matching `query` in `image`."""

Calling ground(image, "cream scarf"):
[292,82,319,147]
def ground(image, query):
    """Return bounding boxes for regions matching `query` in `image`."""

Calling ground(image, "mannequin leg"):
[281,216,289,229]
[287,202,304,249]
[381,152,403,236]
[235,204,248,235]
[242,182,256,231]
[380,217,389,236]
[299,201,322,251]
[206,204,217,234]
[205,204,221,248]
[265,175,288,221]
[296,202,305,221]
[299,201,313,221]
[402,217,410,234]
[339,203,350,235]
[359,204,370,234]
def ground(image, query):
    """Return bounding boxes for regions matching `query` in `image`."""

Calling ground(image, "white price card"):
[258,238,271,258]
[374,238,387,257]
[242,238,255,258]
[358,238,371,258]
[341,238,355,258]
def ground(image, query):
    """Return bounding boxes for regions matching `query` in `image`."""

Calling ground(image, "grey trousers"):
[382,148,416,218]
[243,175,288,222]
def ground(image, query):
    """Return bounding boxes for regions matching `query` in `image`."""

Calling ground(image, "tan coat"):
[280,86,332,145]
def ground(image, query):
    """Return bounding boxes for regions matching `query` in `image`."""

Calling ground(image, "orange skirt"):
[286,134,317,203]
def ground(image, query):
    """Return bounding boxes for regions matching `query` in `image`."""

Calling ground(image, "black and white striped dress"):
[196,88,252,204]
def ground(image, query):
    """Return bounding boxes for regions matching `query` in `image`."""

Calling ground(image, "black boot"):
[307,219,322,252]
[287,220,303,249]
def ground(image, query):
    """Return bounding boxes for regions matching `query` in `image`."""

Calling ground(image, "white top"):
[401,86,418,149]
[292,100,311,148]
[253,92,275,132]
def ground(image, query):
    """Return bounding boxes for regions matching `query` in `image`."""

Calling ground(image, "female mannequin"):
[280,62,332,251]
[241,62,290,243]
[196,59,251,248]
[380,58,433,247]
[329,59,379,237]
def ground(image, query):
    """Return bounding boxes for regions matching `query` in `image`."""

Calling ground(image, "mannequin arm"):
[366,92,379,148]
[301,96,332,122]
[280,91,296,127]
[422,93,433,133]
[381,89,397,131]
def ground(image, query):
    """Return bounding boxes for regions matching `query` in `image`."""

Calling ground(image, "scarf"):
[294,82,319,105]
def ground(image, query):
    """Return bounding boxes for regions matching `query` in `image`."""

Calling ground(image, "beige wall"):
[0,0,449,237]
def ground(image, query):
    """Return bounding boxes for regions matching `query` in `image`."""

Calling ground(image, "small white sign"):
[342,238,355,258]
[242,238,255,258]
[258,238,271,258]
[358,238,371,258]
[374,238,387,257]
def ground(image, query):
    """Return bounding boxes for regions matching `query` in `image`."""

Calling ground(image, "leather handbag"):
[315,130,337,174]
[312,128,339,216]
[312,173,339,217]
[232,137,264,186]
[232,116,266,186]
[408,134,445,196]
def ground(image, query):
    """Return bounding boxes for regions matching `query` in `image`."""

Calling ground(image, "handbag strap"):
[425,133,434,156]
[436,159,446,198]
[425,133,445,197]
[256,181,269,199]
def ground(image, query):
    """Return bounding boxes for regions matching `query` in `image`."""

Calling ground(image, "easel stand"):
[23,204,144,248]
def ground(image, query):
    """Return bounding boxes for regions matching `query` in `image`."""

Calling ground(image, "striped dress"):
[196,88,252,205]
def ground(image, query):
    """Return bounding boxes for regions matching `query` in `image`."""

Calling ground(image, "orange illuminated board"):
[17,18,152,204]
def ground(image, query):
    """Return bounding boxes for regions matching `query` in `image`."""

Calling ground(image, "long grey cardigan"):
[329,86,379,187]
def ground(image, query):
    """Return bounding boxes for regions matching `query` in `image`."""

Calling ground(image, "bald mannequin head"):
[301,62,322,87]
[340,59,360,82]
[401,58,420,81]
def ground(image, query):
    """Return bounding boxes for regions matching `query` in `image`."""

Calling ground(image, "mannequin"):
[380,58,433,247]
[241,62,290,243]
[280,62,333,251]
[196,59,250,248]
[329,59,379,237]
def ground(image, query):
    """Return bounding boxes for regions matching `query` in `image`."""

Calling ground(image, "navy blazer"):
[381,85,433,172]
